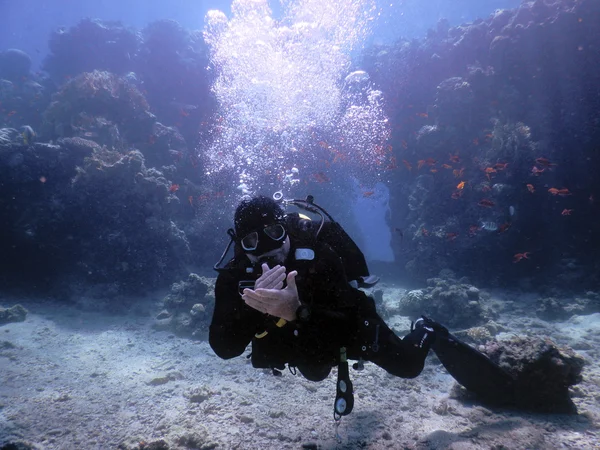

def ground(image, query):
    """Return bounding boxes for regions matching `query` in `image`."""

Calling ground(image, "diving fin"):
[357,275,380,288]
[432,332,516,404]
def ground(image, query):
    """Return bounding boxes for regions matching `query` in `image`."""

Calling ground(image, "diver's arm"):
[209,271,264,359]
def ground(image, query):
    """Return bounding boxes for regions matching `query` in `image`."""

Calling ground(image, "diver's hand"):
[254,263,286,290]
[242,270,301,322]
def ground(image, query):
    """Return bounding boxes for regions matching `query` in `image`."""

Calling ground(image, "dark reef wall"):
[361,0,600,289]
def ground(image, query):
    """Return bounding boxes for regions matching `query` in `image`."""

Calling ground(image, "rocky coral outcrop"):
[398,271,491,328]
[461,336,586,413]
[155,274,214,339]
[42,70,154,145]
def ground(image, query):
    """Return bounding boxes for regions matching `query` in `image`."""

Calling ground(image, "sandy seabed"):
[1,288,599,450]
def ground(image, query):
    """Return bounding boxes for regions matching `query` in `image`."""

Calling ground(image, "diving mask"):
[240,223,287,254]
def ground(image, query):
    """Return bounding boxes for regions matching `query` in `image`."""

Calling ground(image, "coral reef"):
[536,294,600,321]
[42,70,154,145]
[398,270,491,328]
[0,139,190,295]
[155,274,214,339]
[43,19,139,81]
[361,0,600,288]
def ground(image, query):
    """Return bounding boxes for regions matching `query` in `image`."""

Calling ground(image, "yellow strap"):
[255,318,287,339]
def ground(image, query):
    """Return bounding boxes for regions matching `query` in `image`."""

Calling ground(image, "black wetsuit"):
[209,217,431,382]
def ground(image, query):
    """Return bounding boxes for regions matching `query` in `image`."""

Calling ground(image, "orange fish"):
[498,222,511,233]
[456,181,465,190]
[441,164,452,169]
[402,159,412,171]
[513,252,531,263]
[169,184,180,193]
[421,228,429,237]
[416,112,428,118]
[188,195,194,206]
[424,157,436,166]
[535,157,557,167]
[494,162,509,171]
[453,168,465,178]
[468,225,480,237]
[531,166,545,176]
[557,188,571,197]
[363,191,375,197]
[526,184,535,193]
[484,167,496,181]
[561,209,574,216]
[417,160,426,170]
[478,199,495,208]
[446,232,458,241]
[548,187,571,196]
[6,110,17,117]
[449,154,460,163]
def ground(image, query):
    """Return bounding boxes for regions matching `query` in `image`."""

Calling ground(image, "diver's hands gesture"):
[254,263,286,290]
[242,270,301,322]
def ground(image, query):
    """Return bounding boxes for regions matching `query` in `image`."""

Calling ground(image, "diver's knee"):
[389,361,424,379]
[297,364,332,382]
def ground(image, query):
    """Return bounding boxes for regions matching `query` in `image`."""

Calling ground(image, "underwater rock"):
[0,304,28,325]
[399,272,490,328]
[117,438,170,450]
[57,137,101,154]
[157,274,213,339]
[536,297,571,321]
[400,289,425,312]
[163,273,208,312]
[0,441,39,450]
[453,336,585,413]
[536,295,598,321]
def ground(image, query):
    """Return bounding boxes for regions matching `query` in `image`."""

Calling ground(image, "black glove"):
[411,315,449,337]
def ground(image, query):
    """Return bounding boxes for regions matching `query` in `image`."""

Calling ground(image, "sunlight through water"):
[203,0,391,196]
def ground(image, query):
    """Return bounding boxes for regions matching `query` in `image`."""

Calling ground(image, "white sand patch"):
[0,295,599,449]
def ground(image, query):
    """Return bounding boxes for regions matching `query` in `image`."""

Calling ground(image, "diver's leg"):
[348,314,434,378]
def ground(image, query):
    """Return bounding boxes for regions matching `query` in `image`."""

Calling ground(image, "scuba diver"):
[210,193,515,418]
